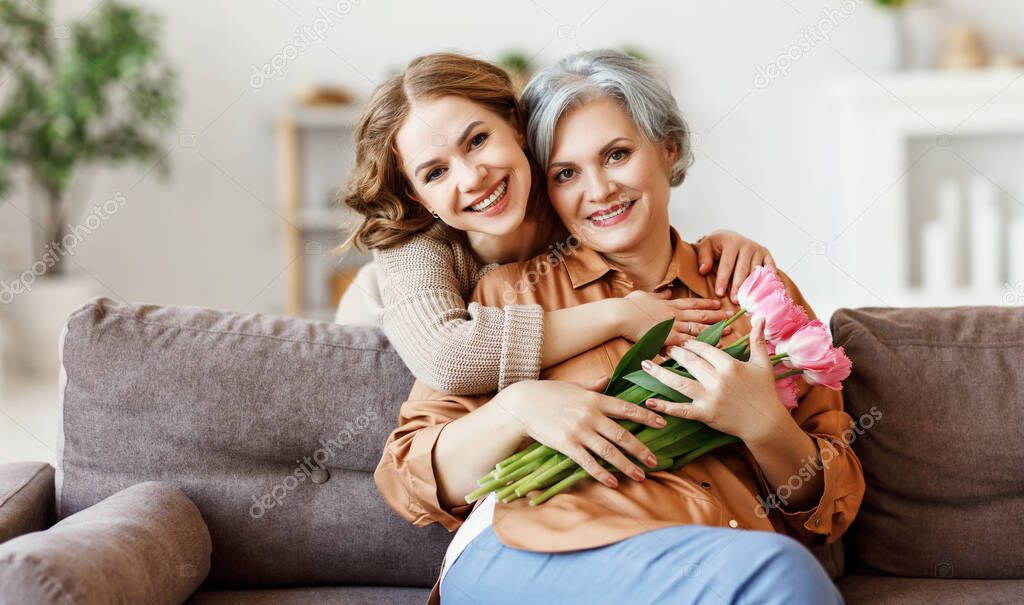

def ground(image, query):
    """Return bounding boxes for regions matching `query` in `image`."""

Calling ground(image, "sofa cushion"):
[830,306,1024,578]
[837,574,1024,604]
[0,462,55,543]
[57,297,451,589]
[0,481,210,605]
[188,586,427,605]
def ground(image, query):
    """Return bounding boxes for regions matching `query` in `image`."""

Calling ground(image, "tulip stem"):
[516,456,576,495]
[491,444,555,482]
[502,455,561,502]
[495,441,543,470]
[722,308,747,329]
[774,368,803,380]
[466,457,545,503]
[529,468,589,506]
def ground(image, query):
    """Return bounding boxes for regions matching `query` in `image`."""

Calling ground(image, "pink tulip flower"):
[756,289,810,343]
[737,266,787,315]
[775,320,833,369]
[773,372,800,411]
[802,347,852,390]
[775,320,852,390]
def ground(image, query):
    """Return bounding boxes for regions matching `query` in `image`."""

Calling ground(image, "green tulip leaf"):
[621,369,687,402]
[605,318,674,395]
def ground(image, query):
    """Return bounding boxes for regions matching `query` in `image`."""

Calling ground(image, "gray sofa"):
[0,297,1021,603]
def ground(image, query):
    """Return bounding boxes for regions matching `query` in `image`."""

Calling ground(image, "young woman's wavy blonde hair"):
[335,52,546,253]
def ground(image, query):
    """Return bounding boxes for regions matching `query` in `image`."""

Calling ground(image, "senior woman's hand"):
[696,230,776,304]
[638,316,789,445]
[496,376,668,488]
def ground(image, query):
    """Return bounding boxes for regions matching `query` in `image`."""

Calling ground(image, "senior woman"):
[374,50,863,605]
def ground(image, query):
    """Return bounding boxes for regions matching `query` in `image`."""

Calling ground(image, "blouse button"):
[814,517,822,527]
[728,519,739,528]
[700,481,712,489]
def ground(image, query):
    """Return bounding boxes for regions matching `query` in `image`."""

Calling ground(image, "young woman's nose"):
[454,158,487,194]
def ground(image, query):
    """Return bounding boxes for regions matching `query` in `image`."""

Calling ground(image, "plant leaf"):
[668,431,740,471]
[652,423,718,458]
[697,319,726,345]
[621,369,686,402]
[605,318,674,395]
[721,337,749,358]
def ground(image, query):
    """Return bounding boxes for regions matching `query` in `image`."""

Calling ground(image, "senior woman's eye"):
[607,148,630,163]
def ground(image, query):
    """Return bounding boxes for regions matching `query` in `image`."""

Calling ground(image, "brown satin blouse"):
[374,228,865,603]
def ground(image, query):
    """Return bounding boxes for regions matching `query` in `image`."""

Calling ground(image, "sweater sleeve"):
[374,229,544,394]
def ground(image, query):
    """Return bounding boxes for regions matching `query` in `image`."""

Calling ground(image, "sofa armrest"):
[0,481,211,605]
[0,462,55,543]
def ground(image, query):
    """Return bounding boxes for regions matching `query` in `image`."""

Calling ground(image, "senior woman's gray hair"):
[520,49,693,186]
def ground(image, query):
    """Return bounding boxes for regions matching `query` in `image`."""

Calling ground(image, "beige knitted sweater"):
[373,221,545,394]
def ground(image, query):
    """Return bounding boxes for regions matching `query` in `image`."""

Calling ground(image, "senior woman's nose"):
[583,171,618,205]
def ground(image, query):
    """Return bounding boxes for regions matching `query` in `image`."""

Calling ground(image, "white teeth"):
[469,179,507,212]
[589,201,633,222]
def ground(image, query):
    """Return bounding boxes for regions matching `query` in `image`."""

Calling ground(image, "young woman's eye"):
[553,168,575,183]
[608,148,630,163]
[469,132,488,148]
[425,167,446,183]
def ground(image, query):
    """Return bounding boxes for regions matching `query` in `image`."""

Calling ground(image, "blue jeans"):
[440,524,843,605]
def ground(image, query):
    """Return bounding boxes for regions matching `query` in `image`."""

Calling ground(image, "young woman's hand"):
[695,230,776,304]
[638,316,789,445]
[493,377,668,488]
[619,290,732,347]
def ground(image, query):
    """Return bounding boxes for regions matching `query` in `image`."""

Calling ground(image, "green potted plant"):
[869,0,913,69]
[0,0,179,376]
[497,51,533,95]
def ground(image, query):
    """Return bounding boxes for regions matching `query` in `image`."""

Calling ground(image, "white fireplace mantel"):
[830,68,1024,308]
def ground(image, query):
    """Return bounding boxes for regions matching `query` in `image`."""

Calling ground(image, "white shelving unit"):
[277,104,368,321]
[830,68,1024,308]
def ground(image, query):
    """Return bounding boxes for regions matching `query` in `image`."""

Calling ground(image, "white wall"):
[2,0,1021,320]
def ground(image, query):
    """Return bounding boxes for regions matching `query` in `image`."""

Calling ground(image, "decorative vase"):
[871,5,906,70]
[902,2,945,69]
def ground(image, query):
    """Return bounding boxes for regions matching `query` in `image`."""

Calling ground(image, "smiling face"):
[545,96,678,255]
[394,95,532,236]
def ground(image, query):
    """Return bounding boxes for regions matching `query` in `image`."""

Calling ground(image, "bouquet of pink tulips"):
[467,267,852,507]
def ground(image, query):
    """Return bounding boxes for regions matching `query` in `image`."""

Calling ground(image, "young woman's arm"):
[538,229,777,367]
[374,229,717,395]
[373,229,545,395]
[540,293,728,368]
[372,226,772,395]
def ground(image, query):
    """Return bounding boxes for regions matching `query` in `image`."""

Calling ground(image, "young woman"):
[374,50,863,604]
[336,52,776,395]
